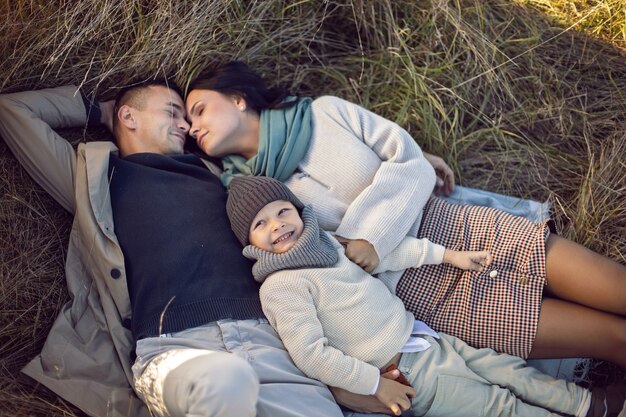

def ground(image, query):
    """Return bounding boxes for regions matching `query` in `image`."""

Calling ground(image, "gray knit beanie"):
[227,176,305,246]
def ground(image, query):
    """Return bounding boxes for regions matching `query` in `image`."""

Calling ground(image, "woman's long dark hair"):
[188,61,294,113]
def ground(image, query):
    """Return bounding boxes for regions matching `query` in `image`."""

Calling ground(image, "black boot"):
[586,383,626,417]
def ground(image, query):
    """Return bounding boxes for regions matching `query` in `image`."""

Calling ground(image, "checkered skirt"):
[396,196,551,359]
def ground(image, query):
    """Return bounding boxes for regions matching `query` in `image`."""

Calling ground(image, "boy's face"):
[249,200,304,254]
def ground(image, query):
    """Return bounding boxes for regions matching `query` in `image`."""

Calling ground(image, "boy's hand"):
[374,376,416,416]
[329,369,405,415]
[335,237,379,272]
[444,249,492,271]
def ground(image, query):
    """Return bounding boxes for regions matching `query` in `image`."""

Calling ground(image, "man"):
[0,82,395,417]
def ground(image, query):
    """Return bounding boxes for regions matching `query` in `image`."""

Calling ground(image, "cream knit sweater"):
[257,233,445,395]
[283,95,436,263]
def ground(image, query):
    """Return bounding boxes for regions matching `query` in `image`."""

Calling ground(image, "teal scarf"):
[221,96,313,187]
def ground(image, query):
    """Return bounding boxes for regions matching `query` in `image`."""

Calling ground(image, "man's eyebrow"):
[166,102,184,112]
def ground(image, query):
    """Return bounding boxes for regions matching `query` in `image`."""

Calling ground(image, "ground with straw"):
[1,1,625,416]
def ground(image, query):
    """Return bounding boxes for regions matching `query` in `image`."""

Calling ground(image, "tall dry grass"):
[1,0,625,416]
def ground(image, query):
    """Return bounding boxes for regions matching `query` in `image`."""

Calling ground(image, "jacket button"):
[122,318,132,329]
[110,268,121,279]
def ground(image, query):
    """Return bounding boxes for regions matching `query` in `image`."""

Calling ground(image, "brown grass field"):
[1,0,625,415]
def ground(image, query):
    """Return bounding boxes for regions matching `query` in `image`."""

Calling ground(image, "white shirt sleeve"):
[373,236,446,274]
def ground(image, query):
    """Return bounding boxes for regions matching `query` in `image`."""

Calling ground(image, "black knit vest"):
[108,153,264,342]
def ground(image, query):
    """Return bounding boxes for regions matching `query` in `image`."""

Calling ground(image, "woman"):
[184,61,626,369]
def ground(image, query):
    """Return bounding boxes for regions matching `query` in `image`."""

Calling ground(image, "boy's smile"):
[273,230,295,245]
[249,200,304,254]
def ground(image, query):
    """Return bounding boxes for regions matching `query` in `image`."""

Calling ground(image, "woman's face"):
[186,89,249,157]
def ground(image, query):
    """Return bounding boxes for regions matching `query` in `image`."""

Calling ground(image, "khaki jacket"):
[0,86,196,417]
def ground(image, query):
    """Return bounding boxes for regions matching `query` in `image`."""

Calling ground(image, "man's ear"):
[117,105,137,130]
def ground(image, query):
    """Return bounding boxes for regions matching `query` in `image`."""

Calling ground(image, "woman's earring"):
[239,104,246,112]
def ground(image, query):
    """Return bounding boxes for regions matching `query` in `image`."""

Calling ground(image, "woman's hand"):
[444,249,492,271]
[329,369,407,415]
[335,237,379,272]
[423,152,455,197]
[374,375,416,416]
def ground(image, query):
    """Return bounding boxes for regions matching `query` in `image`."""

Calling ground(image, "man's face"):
[134,86,190,155]
[248,200,304,254]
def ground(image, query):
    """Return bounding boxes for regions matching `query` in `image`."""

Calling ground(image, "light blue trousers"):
[132,318,387,417]
[399,333,586,417]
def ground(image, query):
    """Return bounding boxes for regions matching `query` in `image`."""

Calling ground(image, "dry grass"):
[1,0,625,416]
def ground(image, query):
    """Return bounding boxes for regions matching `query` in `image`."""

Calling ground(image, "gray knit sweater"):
[243,209,445,395]
[283,96,436,264]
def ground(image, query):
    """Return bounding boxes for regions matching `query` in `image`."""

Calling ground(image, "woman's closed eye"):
[278,208,291,216]
[253,219,265,230]
[189,102,204,118]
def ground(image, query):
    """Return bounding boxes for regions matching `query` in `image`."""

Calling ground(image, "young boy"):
[226,175,626,417]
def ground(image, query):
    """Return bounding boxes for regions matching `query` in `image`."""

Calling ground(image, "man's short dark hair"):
[111,78,184,138]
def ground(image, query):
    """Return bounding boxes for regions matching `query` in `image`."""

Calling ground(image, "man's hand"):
[329,369,407,415]
[444,249,492,271]
[374,376,416,416]
[423,152,455,197]
[335,237,379,273]
[99,100,115,132]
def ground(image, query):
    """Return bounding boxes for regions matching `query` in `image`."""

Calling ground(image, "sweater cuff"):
[351,362,385,395]
[80,93,102,127]
[370,374,380,395]
[424,242,446,265]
